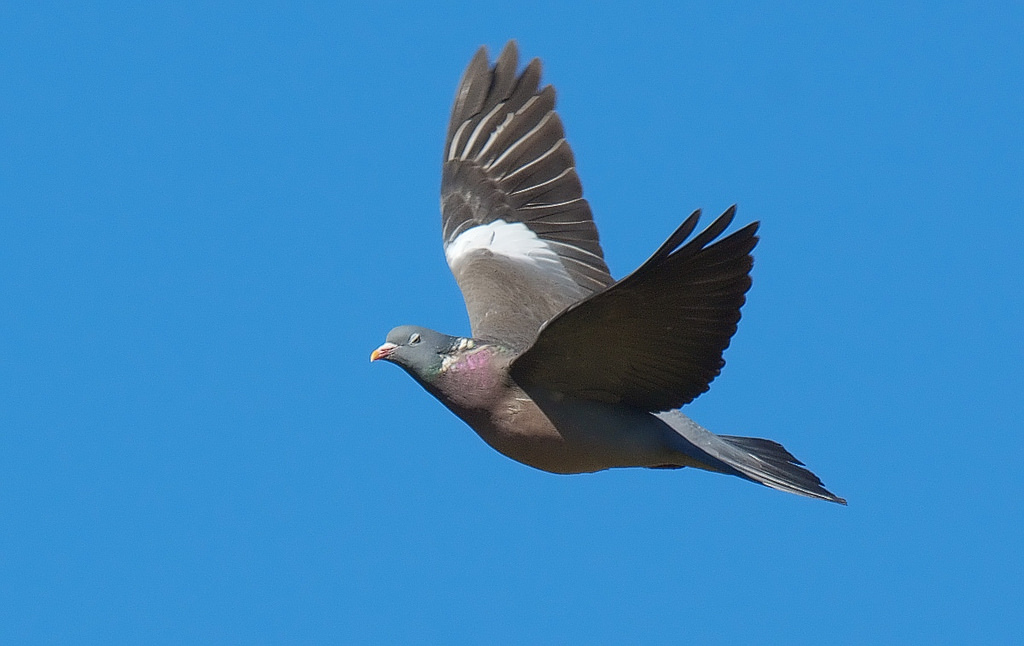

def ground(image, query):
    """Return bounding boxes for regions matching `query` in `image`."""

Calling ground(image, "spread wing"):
[441,41,613,350]
[510,206,759,412]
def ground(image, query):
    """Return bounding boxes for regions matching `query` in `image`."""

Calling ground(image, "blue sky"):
[3,2,1022,643]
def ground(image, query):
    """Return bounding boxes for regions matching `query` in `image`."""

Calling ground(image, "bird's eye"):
[409,332,422,345]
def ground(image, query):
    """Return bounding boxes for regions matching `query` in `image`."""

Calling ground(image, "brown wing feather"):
[441,41,613,349]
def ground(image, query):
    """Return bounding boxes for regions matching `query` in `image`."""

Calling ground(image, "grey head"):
[370,325,460,385]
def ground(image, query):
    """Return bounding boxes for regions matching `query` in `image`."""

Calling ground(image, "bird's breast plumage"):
[434,345,510,412]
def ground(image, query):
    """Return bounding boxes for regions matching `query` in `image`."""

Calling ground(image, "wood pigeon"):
[372,41,845,504]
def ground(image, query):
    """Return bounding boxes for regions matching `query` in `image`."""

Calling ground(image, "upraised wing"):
[510,206,759,412]
[441,41,613,350]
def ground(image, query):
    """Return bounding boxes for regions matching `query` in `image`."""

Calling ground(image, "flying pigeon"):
[372,41,845,504]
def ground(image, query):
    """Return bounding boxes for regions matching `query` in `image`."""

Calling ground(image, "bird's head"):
[371,325,460,383]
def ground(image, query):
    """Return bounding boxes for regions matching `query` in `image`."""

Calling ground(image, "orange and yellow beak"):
[370,342,397,362]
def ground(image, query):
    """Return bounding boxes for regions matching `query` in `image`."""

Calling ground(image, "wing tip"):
[497,39,519,64]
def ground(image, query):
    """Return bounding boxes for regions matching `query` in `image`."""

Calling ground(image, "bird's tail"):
[715,435,847,504]
[658,411,846,504]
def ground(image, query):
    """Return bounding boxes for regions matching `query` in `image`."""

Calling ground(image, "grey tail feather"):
[656,411,846,504]
[717,435,847,505]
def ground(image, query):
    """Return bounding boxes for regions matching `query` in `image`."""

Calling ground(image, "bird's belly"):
[459,394,683,474]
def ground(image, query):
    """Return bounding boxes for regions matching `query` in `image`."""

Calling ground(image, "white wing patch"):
[444,219,576,286]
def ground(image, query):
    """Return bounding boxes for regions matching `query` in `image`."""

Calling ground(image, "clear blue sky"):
[3,2,1022,643]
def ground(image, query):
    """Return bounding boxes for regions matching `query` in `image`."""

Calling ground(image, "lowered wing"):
[511,206,758,411]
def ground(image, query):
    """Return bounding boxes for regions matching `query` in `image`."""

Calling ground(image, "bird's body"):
[401,335,689,474]
[372,42,845,504]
